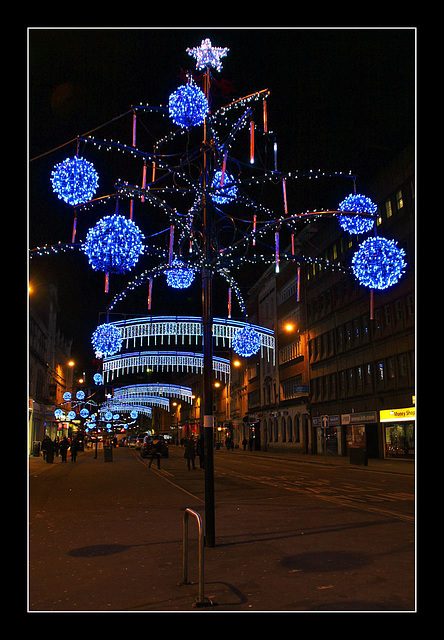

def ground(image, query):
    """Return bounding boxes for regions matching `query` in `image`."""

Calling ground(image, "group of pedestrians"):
[41,435,79,463]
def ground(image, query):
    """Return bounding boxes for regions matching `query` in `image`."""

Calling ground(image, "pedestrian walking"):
[60,437,69,462]
[54,438,60,457]
[42,436,54,463]
[196,435,204,468]
[70,437,79,462]
[148,438,162,469]
[248,436,253,451]
[242,437,248,451]
[184,436,196,470]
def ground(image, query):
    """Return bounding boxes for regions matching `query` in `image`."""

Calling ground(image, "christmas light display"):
[338,193,376,234]
[168,81,209,129]
[211,170,238,204]
[80,408,89,418]
[93,373,103,385]
[231,325,262,357]
[54,409,63,419]
[351,236,407,290]
[51,156,99,206]
[67,411,76,420]
[114,383,193,403]
[186,38,229,72]
[91,323,123,358]
[165,260,195,289]
[83,214,144,274]
[130,410,138,419]
[76,390,85,400]
[63,392,71,401]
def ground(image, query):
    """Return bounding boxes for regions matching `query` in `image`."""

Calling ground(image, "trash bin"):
[349,447,368,466]
[104,445,113,462]
[32,441,41,457]
[215,442,221,450]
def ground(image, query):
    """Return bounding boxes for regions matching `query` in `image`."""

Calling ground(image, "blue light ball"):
[67,411,76,420]
[93,373,103,385]
[80,408,89,418]
[91,323,123,358]
[351,236,407,290]
[130,410,138,419]
[211,170,238,205]
[232,325,261,357]
[338,193,376,234]
[51,156,99,206]
[76,390,85,400]
[63,392,72,401]
[168,83,209,129]
[83,214,144,274]
[165,260,195,289]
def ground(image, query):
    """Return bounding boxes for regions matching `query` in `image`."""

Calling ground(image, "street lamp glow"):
[284,322,295,332]
[233,360,241,367]
[68,360,75,367]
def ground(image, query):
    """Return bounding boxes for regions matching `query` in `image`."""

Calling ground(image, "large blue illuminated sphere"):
[83,214,144,274]
[232,325,261,357]
[168,83,209,129]
[63,392,72,401]
[351,236,407,290]
[51,156,99,206]
[338,193,376,234]
[91,323,123,358]
[165,260,195,289]
[93,373,103,385]
[211,170,238,205]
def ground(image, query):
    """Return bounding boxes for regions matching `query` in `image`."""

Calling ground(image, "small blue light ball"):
[351,236,407,290]
[93,373,103,385]
[165,260,195,289]
[76,390,85,400]
[211,170,238,205]
[67,411,76,420]
[168,83,209,129]
[63,392,72,401]
[130,410,138,419]
[80,408,89,418]
[91,323,123,358]
[83,214,144,274]
[51,156,99,206]
[232,325,261,358]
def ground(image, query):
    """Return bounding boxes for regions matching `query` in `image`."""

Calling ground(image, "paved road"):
[28,446,415,612]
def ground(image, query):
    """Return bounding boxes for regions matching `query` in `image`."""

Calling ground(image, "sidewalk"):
[212,445,415,476]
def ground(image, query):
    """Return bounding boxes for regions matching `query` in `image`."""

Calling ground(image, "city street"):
[28,445,415,612]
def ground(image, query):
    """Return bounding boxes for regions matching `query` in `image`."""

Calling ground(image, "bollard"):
[179,508,216,608]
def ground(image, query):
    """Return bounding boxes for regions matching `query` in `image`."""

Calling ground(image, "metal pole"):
[202,66,215,548]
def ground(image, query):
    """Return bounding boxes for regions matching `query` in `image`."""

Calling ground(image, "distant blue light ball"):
[232,325,261,358]
[51,156,99,206]
[63,392,72,401]
[338,193,376,234]
[80,408,89,418]
[93,373,103,385]
[168,83,209,129]
[83,214,144,274]
[351,236,407,290]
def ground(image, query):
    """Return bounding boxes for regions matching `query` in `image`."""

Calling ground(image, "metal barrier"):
[179,508,216,607]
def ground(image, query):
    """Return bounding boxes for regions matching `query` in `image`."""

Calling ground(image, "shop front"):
[380,407,415,459]
[341,411,379,457]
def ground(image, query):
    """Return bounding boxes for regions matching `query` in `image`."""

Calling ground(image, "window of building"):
[398,353,408,379]
[385,199,393,218]
[396,189,404,210]
[364,363,373,392]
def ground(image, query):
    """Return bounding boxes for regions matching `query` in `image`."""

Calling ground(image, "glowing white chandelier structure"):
[114,383,193,404]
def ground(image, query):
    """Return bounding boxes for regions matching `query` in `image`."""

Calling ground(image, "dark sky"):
[28,27,415,371]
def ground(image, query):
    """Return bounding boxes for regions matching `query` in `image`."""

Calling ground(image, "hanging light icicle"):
[297,266,301,301]
[275,230,280,274]
[253,214,257,246]
[250,120,255,164]
[141,161,147,203]
[228,287,232,319]
[148,277,153,310]
[130,112,136,220]
[282,178,288,214]
[263,98,268,133]
[168,225,175,266]
[291,233,295,255]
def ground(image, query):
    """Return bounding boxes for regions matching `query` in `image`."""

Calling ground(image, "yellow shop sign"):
[380,407,415,422]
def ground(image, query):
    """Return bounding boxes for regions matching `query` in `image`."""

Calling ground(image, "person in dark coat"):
[42,436,54,463]
[196,436,204,468]
[184,436,196,470]
[54,438,60,457]
[70,437,79,462]
[242,437,248,451]
[59,437,69,462]
[148,438,162,469]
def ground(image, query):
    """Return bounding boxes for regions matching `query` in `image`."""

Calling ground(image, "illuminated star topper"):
[187,38,229,72]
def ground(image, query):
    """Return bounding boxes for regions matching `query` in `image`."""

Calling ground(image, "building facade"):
[28,283,73,452]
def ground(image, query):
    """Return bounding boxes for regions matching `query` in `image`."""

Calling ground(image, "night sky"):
[28,27,415,372]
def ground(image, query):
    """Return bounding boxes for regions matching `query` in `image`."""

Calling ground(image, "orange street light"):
[284,322,295,332]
